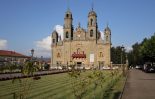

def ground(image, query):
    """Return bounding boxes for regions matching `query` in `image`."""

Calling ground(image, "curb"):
[119,70,130,99]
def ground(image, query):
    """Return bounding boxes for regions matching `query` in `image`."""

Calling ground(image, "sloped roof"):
[88,10,97,17]
[104,26,111,32]
[0,50,30,58]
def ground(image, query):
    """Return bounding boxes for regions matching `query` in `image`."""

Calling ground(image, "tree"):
[12,60,39,99]
[140,34,155,64]
[127,33,155,66]
[111,46,126,64]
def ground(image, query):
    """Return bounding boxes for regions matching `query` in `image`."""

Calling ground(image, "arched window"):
[90,19,93,26]
[57,52,61,58]
[66,32,69,38]
[53,39,55,43]
[66,14,69,18]
[77,48,81,54]
[106,36,108,41]
[90,30,93,37]
[99,52,103,57]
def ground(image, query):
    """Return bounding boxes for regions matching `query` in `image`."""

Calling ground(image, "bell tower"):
[52,31,58,46]
[87,7,98,40]
[64,9,73,41]
[104,25,111,44]
[103,25,111,66]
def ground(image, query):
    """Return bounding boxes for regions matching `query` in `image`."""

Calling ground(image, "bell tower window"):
[53,39,55,43]
[66,32,69,38]
[90,19,93,26]
[66,14,69,18]
[90,30,93,37]
[106,36,108,41]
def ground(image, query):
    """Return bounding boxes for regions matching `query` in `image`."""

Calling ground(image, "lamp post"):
[125,54,129,71]
[41,56,43,70]
[67,61,68,70]
[121,45,125,76]
[110,61,113,69]
[31,49,34,60]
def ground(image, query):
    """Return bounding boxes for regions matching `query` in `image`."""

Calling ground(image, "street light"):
[31,49,34,60]
[110,61,113,69]
[125,54,129,70]
[67,61,68,70]
[121,45,124,65]
[41,56,43,70]
[121,45,125,76]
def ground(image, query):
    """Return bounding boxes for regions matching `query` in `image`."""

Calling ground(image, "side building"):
[0,50,30,66]
[51,9,111,69]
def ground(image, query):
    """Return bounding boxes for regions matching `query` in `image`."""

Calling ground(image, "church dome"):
[52,30,58,36]
[88,10,97,17]
[65,9,72,18]
[104,26,111,32]
[65,10,72,15]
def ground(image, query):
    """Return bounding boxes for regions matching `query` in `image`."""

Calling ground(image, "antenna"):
[78,22,81,28]
[67,0,70,11]
[91,0,94,11]
[106,21,109,27]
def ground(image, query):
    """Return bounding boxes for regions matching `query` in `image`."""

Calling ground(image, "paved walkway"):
[121,69,155,99]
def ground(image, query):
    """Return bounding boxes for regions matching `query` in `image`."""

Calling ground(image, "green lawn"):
[0,70,124,99]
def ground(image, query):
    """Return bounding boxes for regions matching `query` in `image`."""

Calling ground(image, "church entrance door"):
[77,62,82,66]
[98,61,104,70]
[76,62,83,69]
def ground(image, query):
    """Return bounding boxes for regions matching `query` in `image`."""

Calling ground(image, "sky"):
[0,0,155,57]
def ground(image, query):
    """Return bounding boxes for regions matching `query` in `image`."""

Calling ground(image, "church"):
[51,8,111,69]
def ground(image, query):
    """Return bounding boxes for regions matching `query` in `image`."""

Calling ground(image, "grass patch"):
[104,76,125,99]
[0,70,124,99]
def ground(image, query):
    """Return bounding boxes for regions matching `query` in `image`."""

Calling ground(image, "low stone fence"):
[0,70,68,81]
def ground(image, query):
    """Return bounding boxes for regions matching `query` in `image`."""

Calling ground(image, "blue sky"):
[0,0,155,57]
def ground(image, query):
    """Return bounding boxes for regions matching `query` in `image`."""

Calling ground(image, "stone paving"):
[121,69,155,99]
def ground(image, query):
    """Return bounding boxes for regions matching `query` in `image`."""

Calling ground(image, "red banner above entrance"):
[72,51,86,58]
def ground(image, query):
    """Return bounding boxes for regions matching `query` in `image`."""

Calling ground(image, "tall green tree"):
[127,33,155,66]
[140,33,155,63]
[111,46,126,64]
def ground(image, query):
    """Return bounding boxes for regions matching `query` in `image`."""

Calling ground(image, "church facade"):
[51,9,111,69]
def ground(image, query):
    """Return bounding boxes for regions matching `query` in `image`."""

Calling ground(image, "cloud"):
[36,36,51,51]
[100,31,104,40]
[34,35,51,57]
[34,25,63,57]
[126,46,133,52]
[0,39,7,50]
[54,25,63,40]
